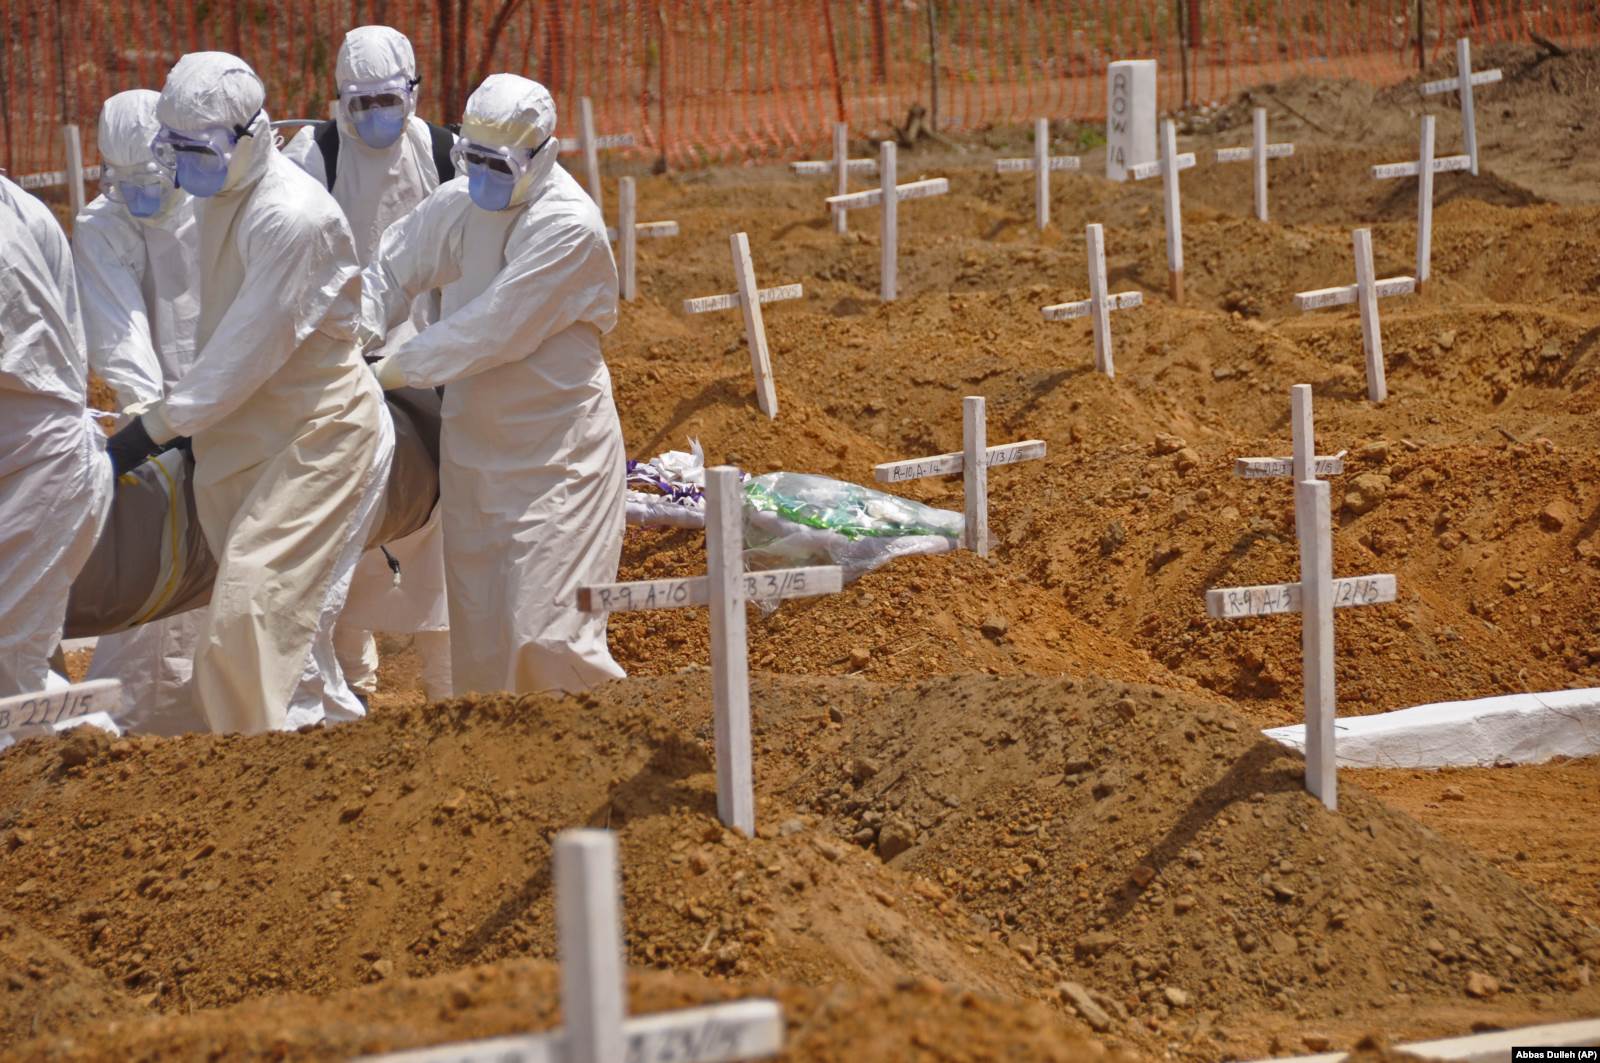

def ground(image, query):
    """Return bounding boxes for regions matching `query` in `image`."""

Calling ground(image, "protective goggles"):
[100,160,172,202]
[340,76,416,118]
[449,135,549,182]
[149,109,261,174]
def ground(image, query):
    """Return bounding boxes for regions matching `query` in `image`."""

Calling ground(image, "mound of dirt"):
[766,675,1600,1050]
[2,958,1119,1063]
[9,675,1596,1058]
[0,690,1048,1025]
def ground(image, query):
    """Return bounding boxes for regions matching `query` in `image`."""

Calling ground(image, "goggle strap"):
[231,108,262,141]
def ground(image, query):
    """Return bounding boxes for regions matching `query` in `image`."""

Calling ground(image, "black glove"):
[106,416,165,477]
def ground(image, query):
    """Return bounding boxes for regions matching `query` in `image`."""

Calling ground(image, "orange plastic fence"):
[3,0,1597,183]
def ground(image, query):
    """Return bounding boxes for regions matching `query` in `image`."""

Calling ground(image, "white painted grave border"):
[1206,385,1397,810]
[359,831,784,1063]
[1213,107,1295,222]
[1040,223,1144,377]
[577,469,843,835]
[681,233,801,419]
[992,118,1081,230]
[825,141,950,301]
[1293,229,1414,403]
[872,396,1045,558]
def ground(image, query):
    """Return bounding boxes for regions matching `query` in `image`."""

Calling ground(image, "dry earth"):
[14,41,1600,1061]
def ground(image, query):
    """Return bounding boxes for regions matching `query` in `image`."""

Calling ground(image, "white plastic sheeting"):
[1264,688,1600,769]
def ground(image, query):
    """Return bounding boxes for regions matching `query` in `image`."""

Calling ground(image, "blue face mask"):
[354,106,407,150]
[120,181,167,219]
[467,162,518,212]
[175,151,230,198]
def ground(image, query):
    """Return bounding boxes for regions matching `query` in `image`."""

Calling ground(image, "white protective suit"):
[0,175,114,697]
[282,25,451,700]
[363,74,626,696]
[74,89,208,735]
[141,52,394,733]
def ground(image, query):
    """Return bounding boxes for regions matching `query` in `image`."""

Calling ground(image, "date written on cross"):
[0,679,121,736]
[1206,575,1397,619]
[1235,455,1345,478]
[875,441,1047,483]
[577,567,842,613]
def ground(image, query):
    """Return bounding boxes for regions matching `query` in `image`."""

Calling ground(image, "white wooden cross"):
[1293,228,1414,404]
[361,830,784,1063]
[681,234,802,420]
[1040,223,1144,377]
[1214,106,1295,223]
[559,96,636,214]
[992,117,1081,230]
[1205,385,1397,811]
[873,396,1045,559]
[1371,115,1469,291]
[1127,118,1195,303]
[606,177,679,303]
[825,141,950,302]
[0,678,122,740]
[1420,38,1501,176]
[577,468,842,835]
[791,122,878,235]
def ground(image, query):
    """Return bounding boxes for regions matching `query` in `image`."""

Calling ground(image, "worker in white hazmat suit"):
[282,24,453,701]
[0,174,114,697]
[363,74,626,696]
[73,88,208,734]
[109,51,394,733]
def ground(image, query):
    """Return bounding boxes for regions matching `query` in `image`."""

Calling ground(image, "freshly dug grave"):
[4,676,1598,1060]
[4,960,1118,1063]
[758,674,1600,1055]
[0,689,1048,1039]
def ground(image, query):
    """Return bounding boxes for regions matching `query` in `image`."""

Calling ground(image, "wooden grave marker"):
[1127,118,1196,302]
[1371,115,1469,290]
[559,96,636,214]
[825,141,950,302]
[607,177,679,302]
[993,118,1081,230]
[1041,223,1145,377]
[873,396,1045,559]
[1206,385,1397,811]
[577,469,843,836]
[362,830,784,1063]
[1214,106,1295,223]
[1420,38,1502,176]
[1293,228,1414,403]
[791,122,878,235]
[682,233,802,419]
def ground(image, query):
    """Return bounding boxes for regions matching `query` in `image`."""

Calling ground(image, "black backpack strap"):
[313,119,340,190]
[427,121,456,182]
